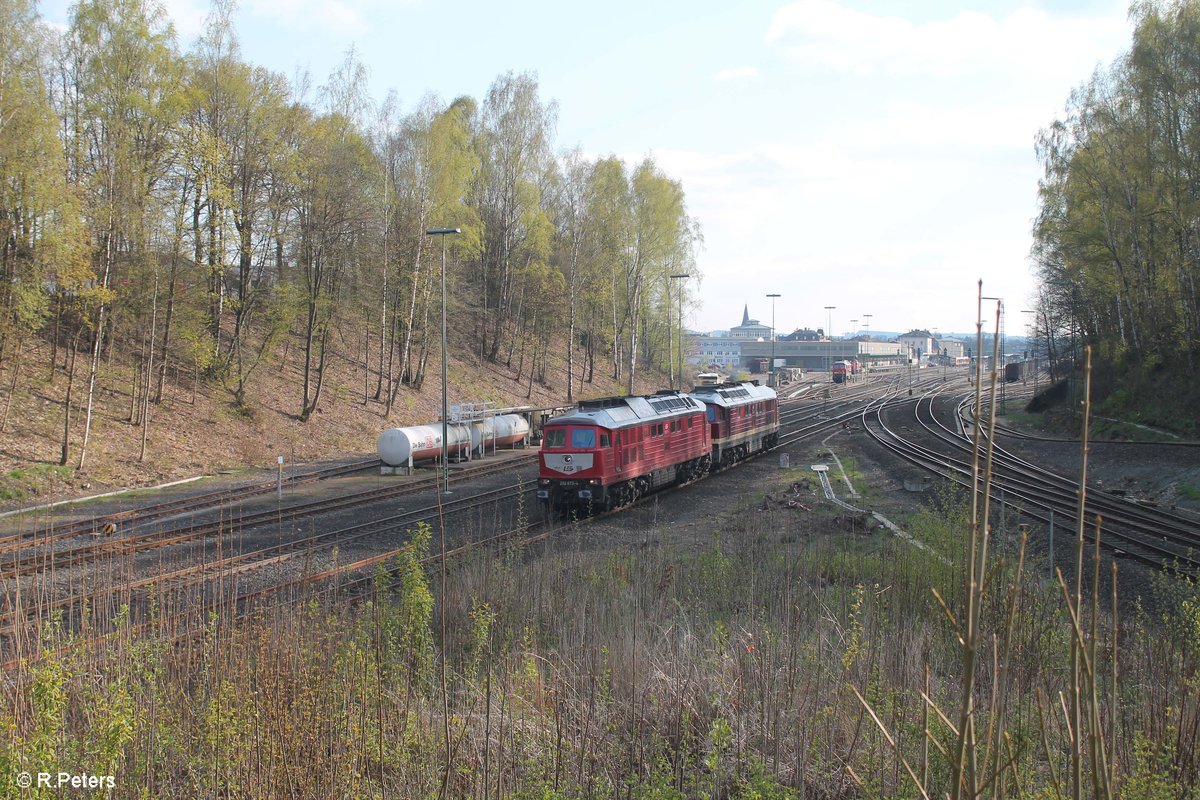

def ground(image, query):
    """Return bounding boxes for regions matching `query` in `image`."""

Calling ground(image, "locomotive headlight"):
[538,478,551,486]
[586,478,599,485]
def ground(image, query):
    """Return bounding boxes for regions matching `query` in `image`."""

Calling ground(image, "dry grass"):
[2,461,1198,798]
[0,321,651,507]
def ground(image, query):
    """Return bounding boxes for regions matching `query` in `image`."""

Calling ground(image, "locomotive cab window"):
[570,428,596,448]
[599,433,610,447]
[545,429,566,448]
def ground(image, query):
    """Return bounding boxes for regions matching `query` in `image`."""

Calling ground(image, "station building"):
[689,305,907,372]
[738,338,905,371]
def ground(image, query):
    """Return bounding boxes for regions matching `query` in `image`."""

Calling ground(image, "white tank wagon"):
[377,424,476,472]
[377,414,531,474]
[469,414,532,454]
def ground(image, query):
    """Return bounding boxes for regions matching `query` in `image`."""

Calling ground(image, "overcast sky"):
[43,0,1134,337]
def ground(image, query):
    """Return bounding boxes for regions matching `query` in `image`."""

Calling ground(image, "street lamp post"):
[982,296,1004,414]
[1021,309,1038,396]
[670,273,690,389]
[767,293,781,385]
[863,313,872,341]
[849,319,858,374]
[426,227,461,494]
[824,305,836,378]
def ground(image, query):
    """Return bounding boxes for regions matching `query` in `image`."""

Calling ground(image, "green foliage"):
[1035,1,1200,427]
[0,464,74,502]
[1120,733,1184,800]
[736,758,799,800]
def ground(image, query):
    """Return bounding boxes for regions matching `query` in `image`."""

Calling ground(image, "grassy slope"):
[0,322,658,508]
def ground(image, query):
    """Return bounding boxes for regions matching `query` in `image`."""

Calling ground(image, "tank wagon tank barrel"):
[377,414,531,473]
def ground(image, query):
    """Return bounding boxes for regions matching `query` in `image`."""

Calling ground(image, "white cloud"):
[766,1,1126,80]
[714,65,759,81]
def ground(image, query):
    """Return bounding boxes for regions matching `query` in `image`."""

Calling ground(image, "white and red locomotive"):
[537,381,779,514]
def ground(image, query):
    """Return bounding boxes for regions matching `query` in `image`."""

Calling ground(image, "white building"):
[692,334,742,368]
[939,339,967,358]
[689,305,773,370]
[898,329,936,362]
[729,305,772,339]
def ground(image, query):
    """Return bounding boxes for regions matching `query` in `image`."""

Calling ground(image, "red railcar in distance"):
[538,391,711,514]
[832,361,849,383]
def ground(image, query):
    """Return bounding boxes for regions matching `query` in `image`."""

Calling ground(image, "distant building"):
[689,305,773,370]
[781,327,822,342]
[729,305,772,339]
[898,329,936,361]
[692,332,742,369]
[938,339,966,358]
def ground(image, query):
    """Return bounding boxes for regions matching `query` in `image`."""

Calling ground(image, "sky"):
[41,0,1135,338]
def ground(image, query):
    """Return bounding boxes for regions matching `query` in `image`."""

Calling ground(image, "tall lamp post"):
[982,296,1004,414]
[670,273,690,389]
[824,305,836,377]
[1021,309,1038,396]
[767,293,781,384]
[863,313,872,341]
[849,319,858,373]
[426,227,461,494]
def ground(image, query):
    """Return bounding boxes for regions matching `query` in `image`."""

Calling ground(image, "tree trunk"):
[397,235,425,392]
[155,253,179,403]
[0,338,22,433]
[60,332,82,466]
[79,224,114,471]
[139,272,159,462]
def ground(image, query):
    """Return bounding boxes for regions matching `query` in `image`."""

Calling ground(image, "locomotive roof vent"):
[577,396,628,410]
[649,395,698,414]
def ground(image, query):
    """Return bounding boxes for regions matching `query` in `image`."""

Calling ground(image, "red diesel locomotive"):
[537,391,710,512]
[538,382,779,514]
[689,380,779,469]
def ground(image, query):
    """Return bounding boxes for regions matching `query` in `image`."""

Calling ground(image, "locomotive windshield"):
[544,428,566,447]
[570,428,596,448]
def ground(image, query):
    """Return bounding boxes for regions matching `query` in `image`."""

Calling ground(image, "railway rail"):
[0,457,380,554]
[861,383,1200,577]
[0,453,537,583]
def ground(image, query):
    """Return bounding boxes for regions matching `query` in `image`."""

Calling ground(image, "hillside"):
[0,324,659,509]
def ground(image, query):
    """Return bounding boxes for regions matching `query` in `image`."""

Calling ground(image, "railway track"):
[0,452,538,583]
[3,375,939,669]
[2,478,537,643]
[861,382,1200,576]
[0,457,380,554]
[2,476,546,673]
